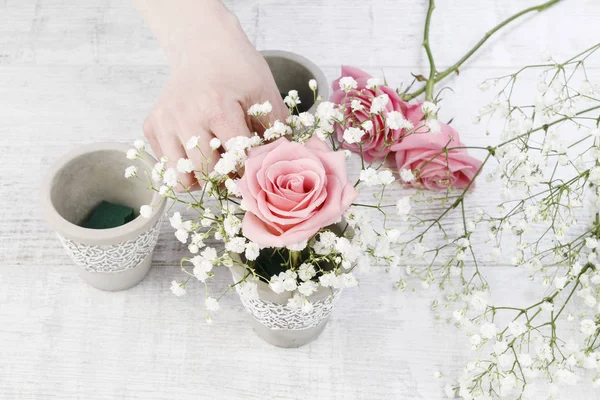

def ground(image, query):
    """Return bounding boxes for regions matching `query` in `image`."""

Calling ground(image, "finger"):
[143,118,163,160]
[178,124,220,188]
[210,103,253,150]
[156,134,190,192]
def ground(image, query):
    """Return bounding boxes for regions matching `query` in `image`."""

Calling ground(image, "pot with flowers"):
[128,72,481,347]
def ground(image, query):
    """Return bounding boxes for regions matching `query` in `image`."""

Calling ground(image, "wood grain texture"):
[1,0,599,398]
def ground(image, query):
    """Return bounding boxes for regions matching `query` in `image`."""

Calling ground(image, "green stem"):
[404,0,562,101]
[423,0,436,101]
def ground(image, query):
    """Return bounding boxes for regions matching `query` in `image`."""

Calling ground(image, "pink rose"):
[238,137,358,247]
[391,121,482,191]
[331,66,409,162]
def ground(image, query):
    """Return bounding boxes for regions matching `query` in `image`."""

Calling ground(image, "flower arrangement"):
[124,0,600,396]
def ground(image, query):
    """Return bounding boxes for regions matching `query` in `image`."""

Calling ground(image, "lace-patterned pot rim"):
[41,142,166,245]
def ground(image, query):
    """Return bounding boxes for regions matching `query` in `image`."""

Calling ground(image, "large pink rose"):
[391,122,482,191]
[331,66,409,162]
[238,137,358,247]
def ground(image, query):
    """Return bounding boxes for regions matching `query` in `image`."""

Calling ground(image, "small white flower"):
[223,214,241,237]
[554,276,567,289]
[581,319,597,336]
[361,120,373,131]
[186,136,199,150]
[298,112,315,127]
[359,168,378,186]
[478,81,490,92]
[158,186,169,196]
[452,309,464,321]
[469,334,482,347]
[247,100,273,116]
[370,94,389,114]
[284,90,301,108]
[386,111,406,130]
[205,297,220,312]
[133,139,145,150]
[177,158,194,173]
[225,179,241,196]
[225,237,246,253]
[214,152,238,176]
[298,281,318,296]
[586,237,598,249]
[421,101,439,115]
[169,212,192,231]
[377,170,394,186]
[480,322,497,339]
[124,166,137,178]
[308,79,318,91]
[163,168,178,187]
[298,263,316,281]
[344,150,352,159]
[343,127,365,144]
[396,197,411,216]
[209,137,222,150]
[175,229,189,243]
[400,169,415,182]
[238,281,259,301]
[350,99,363,112]
[140,205,152,219]
[518,353,532,367]
[264,120,292,141]
[426,119,441,134]
[245,242,260,261]
[170,280,186,296]
[287,292,304,309]
[366,77,382,90]
[126,149,138,160]
[339,76,358,92]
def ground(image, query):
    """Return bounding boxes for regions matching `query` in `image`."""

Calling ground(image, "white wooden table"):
[1,1,598,398]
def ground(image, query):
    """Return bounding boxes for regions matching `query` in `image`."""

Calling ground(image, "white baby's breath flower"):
[247,100,272,116]
[396,196,411,216]
[343,127,364,144]
[478,81,490,92]
[386,111,406,130]
[581,319,597,336]
[298,263,316,281]
[245,242,260,261]
[209,137,222,150]
[421,101,439,115]
[366,77,382,89]
[133,139,145,150]
[214,152,237,176]
[238,281,259,301]
[426,119,441,134]
[225,237,246,253]
[225,178,241,196]
[350,99,363,112]
[177,158,194,173]
[126,149,138,160]
[205,297,220,312]
[284,90,301,108]
[308,79,317,91]
[140,205,152,219]
[480,322,497,339]
[170,280,186,296]
[286,241,307,251]
[361,120,373,131]
[264,120,292,141]
[223,214,241,237]
[298,112,315,127]
[370,94,389,114]
[175,229,189,244]
[400,169,415,182]
[377,170,395,186]
[186,136,199,150]
[163,168,178,187]
[554,276,567,289]
[124,166,137,178]
[359,168,378,186]
[339,76,358,92]
[298,281,318,296]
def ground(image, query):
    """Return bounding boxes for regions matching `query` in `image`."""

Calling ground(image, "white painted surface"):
[1,0,599,398]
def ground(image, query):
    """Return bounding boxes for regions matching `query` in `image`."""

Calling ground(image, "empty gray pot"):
[261,50,329,114]
[230,262,342,348]
[40,142,166,291]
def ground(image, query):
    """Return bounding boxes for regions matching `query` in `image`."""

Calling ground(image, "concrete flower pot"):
[261,50,329,114]
[41,142,166,291]
[230,259,342,348]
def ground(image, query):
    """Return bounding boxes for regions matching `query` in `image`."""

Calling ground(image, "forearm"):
[134,0,240,67]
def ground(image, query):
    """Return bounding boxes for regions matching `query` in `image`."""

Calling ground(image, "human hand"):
[138,0,288,190]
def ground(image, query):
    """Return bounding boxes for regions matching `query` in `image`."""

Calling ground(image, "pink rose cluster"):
[331,66,482,192]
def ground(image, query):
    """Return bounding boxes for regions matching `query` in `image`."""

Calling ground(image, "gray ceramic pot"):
[261,50,329,114]
[230,260,342,348]
[41,142,166,291]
